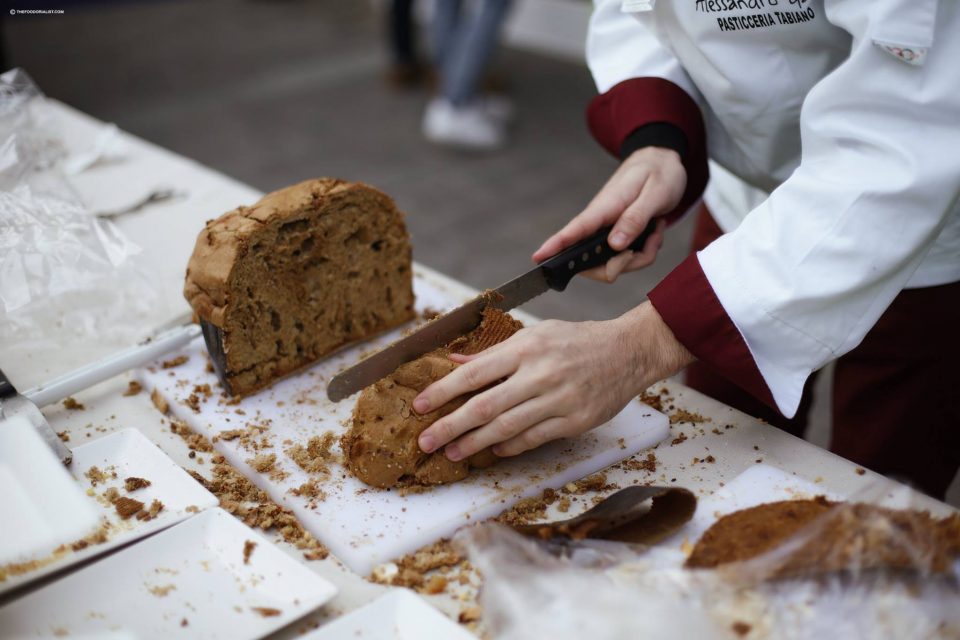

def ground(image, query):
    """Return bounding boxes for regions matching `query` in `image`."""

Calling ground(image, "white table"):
[2,100,953,636]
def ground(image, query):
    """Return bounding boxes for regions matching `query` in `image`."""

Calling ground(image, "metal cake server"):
[513,485,697,546]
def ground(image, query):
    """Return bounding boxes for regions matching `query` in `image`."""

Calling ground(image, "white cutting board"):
[139,268,669,576]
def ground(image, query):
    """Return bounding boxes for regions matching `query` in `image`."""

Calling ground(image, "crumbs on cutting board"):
[124,476,151,491]
[286,432,339,476]
[186,455,328,561]
[63,396,85,411]
[170,418,214,453]
[147,583,176,597]
[162,355,189,369]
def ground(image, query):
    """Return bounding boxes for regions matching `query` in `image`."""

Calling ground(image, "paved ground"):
[7,0,956,503]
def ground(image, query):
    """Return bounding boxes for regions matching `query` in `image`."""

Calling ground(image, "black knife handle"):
[540,219,658,292]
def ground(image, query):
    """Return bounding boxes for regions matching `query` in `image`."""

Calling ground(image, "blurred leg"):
[431,0,462,69]
[441,0,512,106]
[389,0,417,65]
[682,204,816,437]
[831,280,960,499]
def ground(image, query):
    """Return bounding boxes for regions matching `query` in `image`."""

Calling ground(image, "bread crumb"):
[170,419,214,452]
[136,499,164,521]
[562,472,616,494]
[249,453,276,473]
[670,409,709,425]
[148,584,176,597]
[290,480,327,502]
[621,452,658,473]
[114,496,145,520]
[424,575,448,594]
[732,621,752,636]
[63,397,85,411]
[243,540,257,565]
[123,380,143,396]
[250,607,281,618]
[85,465,111,487]
[124,477,152,492]
[371,540,462,592]
[286,432,338,475]
[638,390,667,412]
[671,432,688,446]
[855,467,866,475]
[162,355,189,369]
[57,430,70,442]
[151,388,169,415]
[458,606,481,623]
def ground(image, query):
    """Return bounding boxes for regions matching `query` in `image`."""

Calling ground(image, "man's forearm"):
[615,301,695,392]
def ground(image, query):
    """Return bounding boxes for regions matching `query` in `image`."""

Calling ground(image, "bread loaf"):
[343,307,522,488]
[685,497,960,577]
[184,178,415,396]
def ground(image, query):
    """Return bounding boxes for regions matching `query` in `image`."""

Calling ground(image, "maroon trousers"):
[684,205,960,500]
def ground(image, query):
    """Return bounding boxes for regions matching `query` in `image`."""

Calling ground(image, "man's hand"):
[413,302,694,460]
[533,146,686,283]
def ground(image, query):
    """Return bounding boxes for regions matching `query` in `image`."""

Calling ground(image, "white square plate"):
[1,428,218,596]
[0,507,338,639]
[0,416,101,567]
[305,590,475,640]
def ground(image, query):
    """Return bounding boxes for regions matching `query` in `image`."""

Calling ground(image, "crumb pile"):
[189,459,328,561]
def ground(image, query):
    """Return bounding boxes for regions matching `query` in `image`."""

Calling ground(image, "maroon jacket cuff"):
[648,254,777,410]
[587,77,708,224]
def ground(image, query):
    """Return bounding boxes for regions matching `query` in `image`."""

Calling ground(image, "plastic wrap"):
[0,69,159,351]
[455,481,960,640]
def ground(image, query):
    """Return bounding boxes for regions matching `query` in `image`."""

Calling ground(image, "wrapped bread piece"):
[184,178,414,396]
[686,497,960,578]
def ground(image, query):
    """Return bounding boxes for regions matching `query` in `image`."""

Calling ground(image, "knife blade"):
[326,220,657,402]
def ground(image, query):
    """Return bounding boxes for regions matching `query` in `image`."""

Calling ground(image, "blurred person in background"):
[386,0,425,88]
[422,0,514,150]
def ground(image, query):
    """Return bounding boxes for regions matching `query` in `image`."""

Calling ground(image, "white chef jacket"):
[586,0,960,416]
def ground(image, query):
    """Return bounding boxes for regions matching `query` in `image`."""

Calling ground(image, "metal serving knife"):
[326,220,657,402]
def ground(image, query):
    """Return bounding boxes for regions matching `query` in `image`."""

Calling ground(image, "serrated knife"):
[326,221,657,402]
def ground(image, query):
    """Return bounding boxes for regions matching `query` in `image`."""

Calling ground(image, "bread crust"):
[184,178,415,396]
[186,178,361,327]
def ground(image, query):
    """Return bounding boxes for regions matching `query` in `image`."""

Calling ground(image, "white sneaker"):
[422,98,506,151]
[481,94,515,124]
